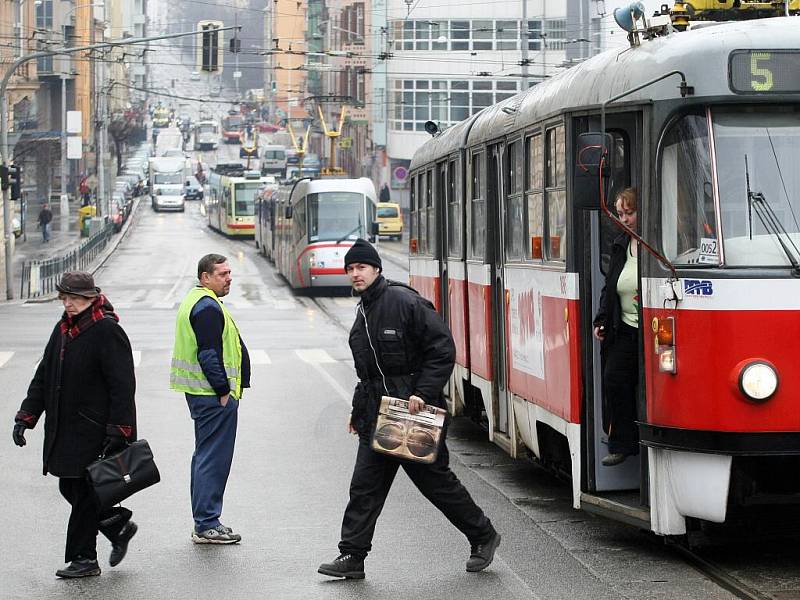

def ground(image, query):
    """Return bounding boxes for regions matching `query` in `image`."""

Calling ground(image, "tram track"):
[667,539,773,600]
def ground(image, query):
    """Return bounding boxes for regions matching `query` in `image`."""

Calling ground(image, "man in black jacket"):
[318,239,500,580]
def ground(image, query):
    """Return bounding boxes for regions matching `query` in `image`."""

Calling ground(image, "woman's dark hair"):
[197,254,228,280]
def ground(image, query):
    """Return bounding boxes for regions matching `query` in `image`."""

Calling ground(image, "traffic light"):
[198,21,223,72]
[8,165,21,200]
[229,36,241,54]
[0,164,8,191]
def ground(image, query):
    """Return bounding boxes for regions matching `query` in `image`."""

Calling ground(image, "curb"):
[22,197,141,304]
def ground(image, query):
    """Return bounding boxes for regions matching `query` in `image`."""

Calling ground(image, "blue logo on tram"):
[684,279,713,296]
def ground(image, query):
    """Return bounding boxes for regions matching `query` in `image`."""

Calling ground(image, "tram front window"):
[660,112,718,266]
[713,107,800,267]
[308,192,366,241]
[233,183,260,216]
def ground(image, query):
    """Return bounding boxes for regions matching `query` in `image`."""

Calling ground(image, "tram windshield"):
[232,183,260,216]
[197,124,216,134]
[660,107,800,268]
[307,192,367,241]
[714,108,800,267]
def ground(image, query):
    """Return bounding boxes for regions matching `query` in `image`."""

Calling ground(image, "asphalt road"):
[0,191,742,600]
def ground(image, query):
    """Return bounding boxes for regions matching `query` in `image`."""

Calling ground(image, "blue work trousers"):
[185,393,239,532]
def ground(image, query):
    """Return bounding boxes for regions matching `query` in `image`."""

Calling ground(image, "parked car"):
[184,176,203,201]
[12,215,21,238]
[110,193,128,232]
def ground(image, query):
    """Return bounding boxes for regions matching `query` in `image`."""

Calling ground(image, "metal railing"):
[20,222,114,299]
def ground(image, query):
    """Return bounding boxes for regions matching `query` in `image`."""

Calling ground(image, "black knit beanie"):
[344,238,382,271]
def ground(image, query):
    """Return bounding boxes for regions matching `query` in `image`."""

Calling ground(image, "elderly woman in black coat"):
[12,272,137,578]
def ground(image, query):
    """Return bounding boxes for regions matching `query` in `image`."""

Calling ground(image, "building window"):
[389,79,519,131]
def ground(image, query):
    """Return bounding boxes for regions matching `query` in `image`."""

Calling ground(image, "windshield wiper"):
[745,155,800,276]
[336,213,363,245]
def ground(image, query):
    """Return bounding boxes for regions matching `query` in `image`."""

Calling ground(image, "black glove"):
[12,422,27,447]
[102,433,128,455]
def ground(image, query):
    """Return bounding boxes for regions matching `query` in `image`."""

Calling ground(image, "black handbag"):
[86,439,161,510]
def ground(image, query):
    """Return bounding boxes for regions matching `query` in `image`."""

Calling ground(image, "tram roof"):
[291,177,377,200]
[411,17,798,169]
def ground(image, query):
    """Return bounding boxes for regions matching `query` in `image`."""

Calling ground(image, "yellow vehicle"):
[376,202,403,240]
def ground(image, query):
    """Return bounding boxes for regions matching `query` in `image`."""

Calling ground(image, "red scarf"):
[59,294,119,340]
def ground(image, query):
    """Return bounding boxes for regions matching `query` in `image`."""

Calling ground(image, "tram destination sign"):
[729,50,800,94]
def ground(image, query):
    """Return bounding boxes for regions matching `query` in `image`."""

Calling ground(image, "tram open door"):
[574,112,649,523]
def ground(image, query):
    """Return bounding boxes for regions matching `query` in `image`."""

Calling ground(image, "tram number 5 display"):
[729,50,800,94]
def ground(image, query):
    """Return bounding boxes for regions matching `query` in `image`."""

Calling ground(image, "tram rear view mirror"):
[285,205,293,219]
[371,221,380,236]
[574,132,614,210]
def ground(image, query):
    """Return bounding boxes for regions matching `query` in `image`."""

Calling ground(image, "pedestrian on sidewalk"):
[12,271,138,579]
[171,254,251,545]
[318,239,500,580]
[38,202,53,243]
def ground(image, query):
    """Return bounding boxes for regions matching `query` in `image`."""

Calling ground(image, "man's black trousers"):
[339,437,494,558]
[59,477,132,562]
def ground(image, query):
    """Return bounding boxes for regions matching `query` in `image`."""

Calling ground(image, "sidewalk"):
[12,197,83,286]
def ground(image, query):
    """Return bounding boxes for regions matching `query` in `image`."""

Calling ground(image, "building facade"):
[384,0,568,208]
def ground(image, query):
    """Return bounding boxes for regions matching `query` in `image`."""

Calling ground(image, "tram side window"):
[419,173,429,254]
[545,125,567,262]
[427,169,436,256]
[447,159,462,258]
[470,153,486,259]
[660,113,719,265]
[526,133,544,260]
[293,199,306,243]
[224,188,232,215]
[505,140,525,261]
[409,175,417,254]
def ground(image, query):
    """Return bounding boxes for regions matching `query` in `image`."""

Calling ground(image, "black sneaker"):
[318,553,365,579]
[56,558,101,579]
[109,521,138,567]
[466,531,501,572]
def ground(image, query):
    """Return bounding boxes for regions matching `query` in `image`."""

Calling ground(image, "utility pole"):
[234,13,240,100]
[60,73,69,231]
[1,26,240,300]
[521,0,529,89]
[97,61,106,217]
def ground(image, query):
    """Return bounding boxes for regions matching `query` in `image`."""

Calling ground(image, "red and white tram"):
[409,17,800,535]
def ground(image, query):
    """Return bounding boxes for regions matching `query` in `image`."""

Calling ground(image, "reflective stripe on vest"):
[170,286,243,399]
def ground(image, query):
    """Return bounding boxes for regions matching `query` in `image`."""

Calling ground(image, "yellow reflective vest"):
[170,287,243,399]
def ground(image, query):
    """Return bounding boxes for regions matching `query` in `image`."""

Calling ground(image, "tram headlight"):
[309,251,316,267]
[738,361,778,402]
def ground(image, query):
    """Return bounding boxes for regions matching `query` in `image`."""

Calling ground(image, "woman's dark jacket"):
[349,275,456,435]
[17,317,137,477]
[593,232,634,355]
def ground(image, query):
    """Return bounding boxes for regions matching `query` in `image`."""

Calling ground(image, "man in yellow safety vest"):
[171,254,250,544]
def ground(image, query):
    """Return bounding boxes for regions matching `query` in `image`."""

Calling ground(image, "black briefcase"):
[86,439,161,510]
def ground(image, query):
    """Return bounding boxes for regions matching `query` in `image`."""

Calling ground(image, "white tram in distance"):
[409,17,800,536]
[206,163,276,238]
[193,120,219,151]
[256,177,378,290]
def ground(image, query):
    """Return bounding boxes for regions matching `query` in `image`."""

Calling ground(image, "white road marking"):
[295,349,336,364]
[334,297,357,307]
[0,352,14,368]
[295,350,351,403]
[249,349,271,365]
[132,351,142,368]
